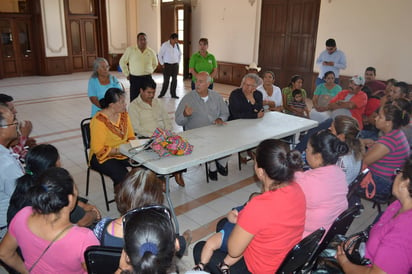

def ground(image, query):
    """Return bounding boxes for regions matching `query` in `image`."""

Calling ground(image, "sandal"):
[193,262,205,271]
[218,261,230,274]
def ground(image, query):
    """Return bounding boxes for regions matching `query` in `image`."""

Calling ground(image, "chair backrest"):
[84,245,122,274]
[276,227,326,274]
[347,168,369,200]
[316,204,361,257]
[80,118,92,163]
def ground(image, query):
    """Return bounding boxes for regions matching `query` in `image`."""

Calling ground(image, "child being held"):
[288,89,309,118]
[193,192,260,273]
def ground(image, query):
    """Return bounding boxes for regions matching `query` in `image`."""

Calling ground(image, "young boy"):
[193,192,260,273]
[288,89,309,118]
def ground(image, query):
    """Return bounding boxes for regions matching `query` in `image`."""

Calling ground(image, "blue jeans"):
[371,173,393,199]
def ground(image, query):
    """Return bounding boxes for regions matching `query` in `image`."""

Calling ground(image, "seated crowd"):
[1,39,412,273]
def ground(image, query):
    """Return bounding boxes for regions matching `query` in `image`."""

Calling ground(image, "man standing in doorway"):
[158,33,182,99]
[315,38,347,86]
[119,32,158,102]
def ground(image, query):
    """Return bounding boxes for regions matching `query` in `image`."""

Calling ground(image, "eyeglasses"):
[0,120,18,128]
[122,204,172,233]
[394,168,403,175]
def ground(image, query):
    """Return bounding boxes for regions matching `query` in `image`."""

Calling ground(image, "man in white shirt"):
[158,33,182,99]
[0,105,23,238]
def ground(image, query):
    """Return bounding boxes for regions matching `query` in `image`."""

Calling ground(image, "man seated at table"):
[128,79,185,187]
[228,73,264,163]
[228,73,264,120]
[0,94,37,162]
[175,71,230,181]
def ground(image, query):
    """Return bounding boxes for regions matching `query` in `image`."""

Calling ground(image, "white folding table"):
[120,111,318,232]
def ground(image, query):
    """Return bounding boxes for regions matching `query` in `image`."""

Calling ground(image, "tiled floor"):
[0,72,382,273]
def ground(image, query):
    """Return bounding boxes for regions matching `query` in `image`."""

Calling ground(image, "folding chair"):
[80,118,115,211]
[347,168,393,214]
[84,245,122,274]
[306,204,362,271]
[276,227,325,274]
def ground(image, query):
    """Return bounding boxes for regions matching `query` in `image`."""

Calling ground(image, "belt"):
[164,63,178,65]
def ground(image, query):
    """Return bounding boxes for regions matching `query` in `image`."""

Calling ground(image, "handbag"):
[358,165,376,199]
[342,229,372,266]
[150,128,193,157]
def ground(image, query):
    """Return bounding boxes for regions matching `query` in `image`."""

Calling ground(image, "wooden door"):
[69,18,98,71]
[0,17,36,77]
[160,1,191,78]
[258,0,320,94]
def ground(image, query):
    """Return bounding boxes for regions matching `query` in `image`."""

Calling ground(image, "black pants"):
[129,74,153,102]
[159,63,179,97]
[193,241,251,274]
[90,155,131,186]
[295,118,333,152]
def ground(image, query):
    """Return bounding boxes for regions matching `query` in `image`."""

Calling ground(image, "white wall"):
[315,0,412,82]
[191,0,261,64]
[136,0,162,51]
[106,0,128,54]
[40,0,68,57]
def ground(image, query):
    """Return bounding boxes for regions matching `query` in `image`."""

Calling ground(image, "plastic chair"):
[347,168,393,214]
[80,118,115,211]
[306,204,362,271]
[276,227,326,274]
[84,245,122,274]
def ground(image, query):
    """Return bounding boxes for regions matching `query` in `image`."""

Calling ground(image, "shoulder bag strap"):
[28,224,73,272]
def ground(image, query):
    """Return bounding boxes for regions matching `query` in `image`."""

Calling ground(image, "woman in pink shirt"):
[337,155,412,273]
[295,130,349,237]
[0,167,99,274]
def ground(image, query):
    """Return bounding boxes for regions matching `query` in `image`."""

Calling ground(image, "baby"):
[193,192,260,273]
[288,89,309,118]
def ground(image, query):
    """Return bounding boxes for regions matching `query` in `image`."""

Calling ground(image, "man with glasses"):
[0,94,37,162]
[315,38,347,86]
[0,105,23,239]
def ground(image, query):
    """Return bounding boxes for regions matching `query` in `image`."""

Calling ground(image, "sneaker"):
[217,261,230,274]
[193,262,205,271]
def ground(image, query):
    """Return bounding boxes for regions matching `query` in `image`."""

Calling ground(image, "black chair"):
[347,168,369,202]
[80,118,115,211]
[347,168,392,214]
[306,204,361,271]
[276,227,326,274]
[84,245,122,274]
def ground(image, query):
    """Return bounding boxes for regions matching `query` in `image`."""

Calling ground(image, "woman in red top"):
[193,140,306,274]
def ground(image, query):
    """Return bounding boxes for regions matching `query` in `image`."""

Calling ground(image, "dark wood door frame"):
[160,1,191,79]
[0,13,37,78]
[258,0,320,95]
[64,0,107,73]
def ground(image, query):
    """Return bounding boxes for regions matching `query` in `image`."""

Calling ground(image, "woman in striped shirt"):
[364,101,411,198]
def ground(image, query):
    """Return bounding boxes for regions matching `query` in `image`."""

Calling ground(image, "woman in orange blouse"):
[90,88,135,188]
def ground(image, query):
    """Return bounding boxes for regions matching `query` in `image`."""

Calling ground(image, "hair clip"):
[139,242,158,257]
[25,168,33,176]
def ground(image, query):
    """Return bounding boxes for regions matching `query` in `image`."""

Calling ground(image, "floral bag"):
[150,128,193,157]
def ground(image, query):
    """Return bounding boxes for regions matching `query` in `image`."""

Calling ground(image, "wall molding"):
[40,0,67,56]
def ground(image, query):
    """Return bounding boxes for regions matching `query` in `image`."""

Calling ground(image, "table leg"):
[165,174,180,234]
